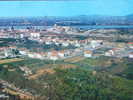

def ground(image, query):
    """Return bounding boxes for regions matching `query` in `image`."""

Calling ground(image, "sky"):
[0,0,132,17]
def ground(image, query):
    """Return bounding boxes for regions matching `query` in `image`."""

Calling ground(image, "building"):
[27,52,35,58]
[128,42,133,49]
[58,51,65,58]
[105,50,114,56]
[62,42,69,47]
[48,51,59,60]
[58,50,70,58]
[84,50,92,58]
[19,48,29,55]
[90,40,103,48]
[1,47,18,58]
[30,32,40,39]
[129,52,133,58]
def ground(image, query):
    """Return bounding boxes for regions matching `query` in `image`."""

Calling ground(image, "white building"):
[90,40,102,48]
[48,51,59,60]
[20,34,24,38]
[19,50,27,55]
[62,42,69,47]
[58,51,65,58]
[27,53,35,58]
[105,50,114,56]
[129,53,133,58]
[30,32,40,38]
[75,43,80,47]
[35,53,44,59]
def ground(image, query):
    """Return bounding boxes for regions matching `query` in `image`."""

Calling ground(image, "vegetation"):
[38,68,133,100]
[0,57,132,100]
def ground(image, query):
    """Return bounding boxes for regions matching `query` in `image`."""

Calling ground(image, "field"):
[64,56,85,63]
[0,58,24,64]
[29,64,77,80]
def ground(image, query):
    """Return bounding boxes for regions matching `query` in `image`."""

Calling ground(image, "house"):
[9,46,17,49]
[27,52,43,59]
[84,50,92,58]
[39,52,47,58]
[105,50,114,56]
[129,52,133,58]
[128,42,133,49]
[19,48,28,55]
[0,47,6,59]
[58,50,70,58]
[35,52,46,59]
[4,47,15,57]
[0,33,9,38]
[0,47,20,58]
[27,52,35,58]
[90,40,102,48]
[75,43,80,47]
[48,51,59,60]
[105,48,126,57]
[45,41,52,45]
[30,32,40,39]
[62,42,69,47]
[58,51,65,58]
[20,34,24,38]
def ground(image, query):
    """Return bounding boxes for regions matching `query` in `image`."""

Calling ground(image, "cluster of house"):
[0,39,133,60]
[46,24,79,34]
[0,25,133,60]
[19,48,78,60]
[83,42,133,59]
[0,39,133,61]
[18,39,133,60]
[38,37,85,47]
[16,39,104,60]
[0,24,81,40]
[0,46,19,59]
[29,33,104,50]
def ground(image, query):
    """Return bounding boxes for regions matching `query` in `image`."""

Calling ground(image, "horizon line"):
[0,14,131,18]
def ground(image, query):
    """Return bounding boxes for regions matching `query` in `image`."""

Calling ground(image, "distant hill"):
[0,15,133,26]
[126,14,133,20]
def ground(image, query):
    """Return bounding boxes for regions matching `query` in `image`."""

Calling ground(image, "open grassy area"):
[77,56,122,67]
[29,64,77,80]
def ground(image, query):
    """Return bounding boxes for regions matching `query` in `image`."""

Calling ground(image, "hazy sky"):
[0,0,132,17]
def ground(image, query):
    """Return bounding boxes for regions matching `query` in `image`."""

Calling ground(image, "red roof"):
[128,42,133,44]
[112,48,121,51]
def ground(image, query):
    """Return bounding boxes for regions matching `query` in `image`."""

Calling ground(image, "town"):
[0,24,133,61]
